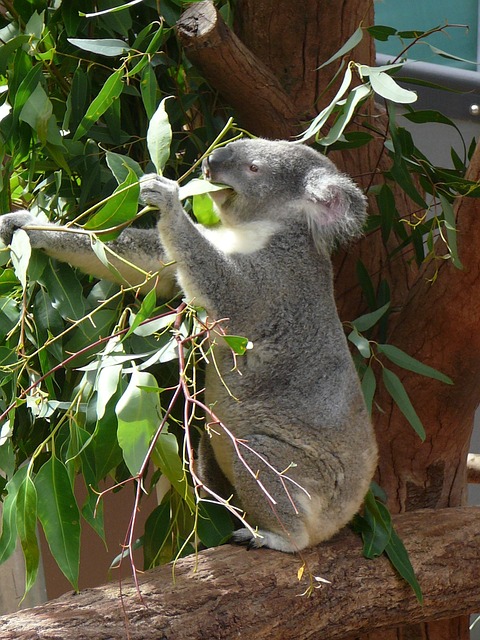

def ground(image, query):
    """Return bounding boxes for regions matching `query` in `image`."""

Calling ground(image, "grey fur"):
[0,139,377,552]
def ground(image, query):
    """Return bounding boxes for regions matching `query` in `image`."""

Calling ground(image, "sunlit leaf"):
[68,38,130,57]
[146,97,172,174]
[368,69,417,104]
[116,368,162,476]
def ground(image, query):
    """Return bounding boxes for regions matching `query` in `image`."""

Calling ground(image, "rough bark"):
[1,508,479,640]
[176,1,299,138]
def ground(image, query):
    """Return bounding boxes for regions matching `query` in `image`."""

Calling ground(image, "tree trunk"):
[1,508,479,640]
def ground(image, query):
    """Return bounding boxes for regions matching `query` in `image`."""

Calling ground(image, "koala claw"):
[140,174,180,213]
[0,211,37,246]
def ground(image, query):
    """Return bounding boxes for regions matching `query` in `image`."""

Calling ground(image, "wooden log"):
[1,507,479,639]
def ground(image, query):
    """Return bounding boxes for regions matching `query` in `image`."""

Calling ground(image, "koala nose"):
[202,145,234,179]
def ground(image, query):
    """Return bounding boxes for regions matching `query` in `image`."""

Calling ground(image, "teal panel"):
[374,0,478,70]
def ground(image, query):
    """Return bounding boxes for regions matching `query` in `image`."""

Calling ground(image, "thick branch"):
[1,508,480,639]
[176,1,299,138]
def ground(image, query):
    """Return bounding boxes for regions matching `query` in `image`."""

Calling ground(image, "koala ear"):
[303,168,367,249]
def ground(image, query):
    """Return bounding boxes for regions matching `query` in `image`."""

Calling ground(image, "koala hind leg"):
[230,434,312,553]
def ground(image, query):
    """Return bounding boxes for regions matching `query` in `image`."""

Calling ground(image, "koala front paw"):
[0,211,37,247]
[140,174,180,214]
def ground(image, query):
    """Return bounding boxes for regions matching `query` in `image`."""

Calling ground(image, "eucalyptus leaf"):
[348,327,371,358]
[16,474,39,596]
[361,366,376,415]
[0,467,28,565]
[318,25,363,69]
[382,368,426,441]
[35,457,81,591]
[152,432,195,509]
[351,302,390,332]
[73,68,124,141]
[378,344,453,385]
[68,38,130,57]
[84,167,140,239]
[439,194,463,269]
[368,69,417,105]
[10,229,31,290]
[179,178,229,200]
[116,368,162,476]
[146,97,172,174]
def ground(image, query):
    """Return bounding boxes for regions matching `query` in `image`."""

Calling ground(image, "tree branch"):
[1,508,480,639]
[175,1,299,138]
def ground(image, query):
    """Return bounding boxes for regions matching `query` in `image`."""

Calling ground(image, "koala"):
[0,139,378,552]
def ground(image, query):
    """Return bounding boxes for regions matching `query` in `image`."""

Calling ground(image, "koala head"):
[202,139,367,249]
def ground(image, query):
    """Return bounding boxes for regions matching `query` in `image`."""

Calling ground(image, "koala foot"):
[0,211,38,246]
[232,527,307,553]
[140,174,180,214]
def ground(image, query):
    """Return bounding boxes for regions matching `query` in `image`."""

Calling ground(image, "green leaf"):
[348,327,371,358]
[385,527,423,603]
[402,109,457,128]
[223,334,251,356]
[0,467,28,565]
[351,302,390,332]
[38,261,86,321]
[35,457,81,590]
[10,229,31,290]
[116,368,162,476]
[361,365,376,415]
[125,287,157,338]
[298,63,353,142]
[361,490,392,558]
[367,68,417,105]
[68,38,130,57]
[320,83,371,146]
[143,501,171,569]
[382,368,426,440]
[318,25,363,69]
[439,194,462,270]
[196,502,233,547]
[73,68,124,141]
[140,64,159,121]
[19,82,53,145]
[378,344,453,385]
[84,166,139,240]
[16,474,39,596]
[179,178,230,200]
[146,97,173,174]
[367,25,397,41]
[93,392,124,481]
[106,150,143,184]
[151,432,195,509]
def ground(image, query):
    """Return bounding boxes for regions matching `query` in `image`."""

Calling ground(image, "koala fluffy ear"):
[303,167,367,250]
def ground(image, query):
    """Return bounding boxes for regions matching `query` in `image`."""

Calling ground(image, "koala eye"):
[249,163,259,172]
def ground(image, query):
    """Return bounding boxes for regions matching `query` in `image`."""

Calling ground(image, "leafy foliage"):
[0,1,475,601]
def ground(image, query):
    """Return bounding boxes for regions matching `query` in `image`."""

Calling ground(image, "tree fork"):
[175,1,299,138]
[1,508,480,640]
